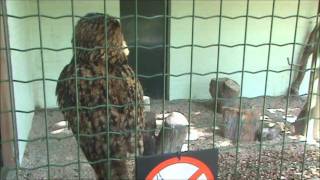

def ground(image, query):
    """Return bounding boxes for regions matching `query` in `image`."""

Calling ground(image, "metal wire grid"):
[0,0,319,179]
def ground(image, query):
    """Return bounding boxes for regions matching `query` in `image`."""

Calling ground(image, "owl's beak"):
[122,41,130,56]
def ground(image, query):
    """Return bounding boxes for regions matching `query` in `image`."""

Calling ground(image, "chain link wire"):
[0,0,319,179]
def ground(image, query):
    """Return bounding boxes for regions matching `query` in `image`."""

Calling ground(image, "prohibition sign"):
[146,156,215,180]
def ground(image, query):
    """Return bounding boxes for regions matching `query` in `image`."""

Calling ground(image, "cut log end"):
[156,112,189,154]
[223,79,241,98]
[209,78,240,113]
[222,107,260,143]
[143,112,189,155]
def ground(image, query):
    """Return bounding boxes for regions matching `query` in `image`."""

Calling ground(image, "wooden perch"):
[222,107,260,143]
[209,78,240,113]
[290,24,320,95]
[313,80,320,141]
[156,112,188,154]
[291,4,320,139]
[293,68,320,141]
[143,112,189,155]
[142,97,188,155]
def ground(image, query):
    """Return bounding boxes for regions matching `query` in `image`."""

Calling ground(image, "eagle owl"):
[56,13,145,179]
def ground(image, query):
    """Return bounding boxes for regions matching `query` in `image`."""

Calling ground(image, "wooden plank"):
[0,0,16,169]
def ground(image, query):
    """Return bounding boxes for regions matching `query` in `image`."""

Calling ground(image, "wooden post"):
[156,112,188,154]
[142,98,188,155]
[0,1,18,177]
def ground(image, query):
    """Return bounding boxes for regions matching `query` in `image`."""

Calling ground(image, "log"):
[293,68,320,141]
[293,100,308,135]
[292,20,319,141]
[222,107,260,143]
[312,84,319,141]
[312,70,320,141]
[290,24,320,95]
[156,112,188,154]
[209,78,240,113]
[143,112,189,155]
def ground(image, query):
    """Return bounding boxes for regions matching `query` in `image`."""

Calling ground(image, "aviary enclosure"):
[0,0,319,179]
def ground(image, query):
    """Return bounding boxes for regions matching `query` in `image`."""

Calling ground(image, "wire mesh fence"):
[0,0,319,179]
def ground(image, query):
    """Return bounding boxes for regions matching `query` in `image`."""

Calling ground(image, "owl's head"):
[73,13,129,63]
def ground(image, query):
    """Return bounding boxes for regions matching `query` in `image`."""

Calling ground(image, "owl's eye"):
[122,40,130,56]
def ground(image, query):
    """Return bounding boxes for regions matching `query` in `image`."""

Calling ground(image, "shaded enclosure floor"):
[6,96,320,179]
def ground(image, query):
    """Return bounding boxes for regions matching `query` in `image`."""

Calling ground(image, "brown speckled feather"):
[56,13,144,179]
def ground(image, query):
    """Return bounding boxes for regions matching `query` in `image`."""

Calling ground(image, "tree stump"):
[156,112,188,154]
[142,97,189,155]
[143,112,189,155]
[209,78,240,113]
[222,107,260,143]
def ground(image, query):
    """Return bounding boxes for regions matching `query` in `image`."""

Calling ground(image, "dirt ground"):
[5,96,320,179]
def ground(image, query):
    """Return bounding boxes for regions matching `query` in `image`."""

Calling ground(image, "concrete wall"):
[6,0,120,162]
[169,0,318,100]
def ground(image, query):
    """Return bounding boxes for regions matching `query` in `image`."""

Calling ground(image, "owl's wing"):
[56,60,76,111]
[108,63,145,155]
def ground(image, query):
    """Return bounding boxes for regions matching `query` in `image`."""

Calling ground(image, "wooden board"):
[0,0,17,171]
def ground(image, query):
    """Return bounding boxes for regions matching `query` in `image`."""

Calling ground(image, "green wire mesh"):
[0,0,319,179]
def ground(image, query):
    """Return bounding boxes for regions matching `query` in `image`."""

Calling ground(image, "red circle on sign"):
[146,156,215,180]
